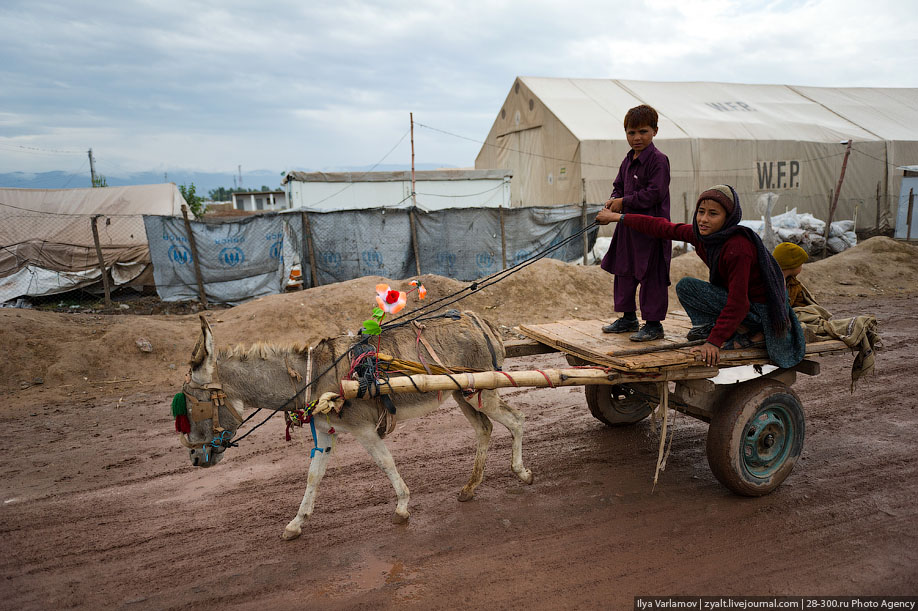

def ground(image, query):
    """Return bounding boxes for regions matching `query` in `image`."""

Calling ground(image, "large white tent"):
[0,183,186,302]
[476,78,918,230]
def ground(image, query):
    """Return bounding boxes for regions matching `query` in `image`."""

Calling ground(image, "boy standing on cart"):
[600,104,671,342]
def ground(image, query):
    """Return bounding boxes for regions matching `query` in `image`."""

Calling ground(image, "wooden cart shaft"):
[339,366,717,399]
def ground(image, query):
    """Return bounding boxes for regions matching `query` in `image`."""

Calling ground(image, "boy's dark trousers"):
[613,271,668,322]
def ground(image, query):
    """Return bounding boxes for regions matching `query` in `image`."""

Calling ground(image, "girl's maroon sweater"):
[622,214,766,347]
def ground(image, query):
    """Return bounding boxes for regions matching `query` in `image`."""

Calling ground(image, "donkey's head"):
[179,314,242,468]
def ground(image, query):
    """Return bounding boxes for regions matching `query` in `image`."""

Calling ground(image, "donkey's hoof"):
[282,524,302,540]
[391,511,410,525]
[458,489,475,502]
[519,469,534,485]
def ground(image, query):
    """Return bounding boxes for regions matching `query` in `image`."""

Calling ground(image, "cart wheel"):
[585,383,656,427]
[706,378,805,496]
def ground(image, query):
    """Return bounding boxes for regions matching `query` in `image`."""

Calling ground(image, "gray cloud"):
[0,0,915,178]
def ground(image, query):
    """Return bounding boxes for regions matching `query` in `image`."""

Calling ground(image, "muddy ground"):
[1,238,917,609]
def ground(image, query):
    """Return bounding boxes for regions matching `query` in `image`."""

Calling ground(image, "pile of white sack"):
[740,207,857,256]
[586,208,857,264]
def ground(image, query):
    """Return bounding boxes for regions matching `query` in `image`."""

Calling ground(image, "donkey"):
[179,312,533,540]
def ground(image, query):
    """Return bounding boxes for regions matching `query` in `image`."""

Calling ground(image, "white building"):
[232,190,287,212]
[282,169,512,211]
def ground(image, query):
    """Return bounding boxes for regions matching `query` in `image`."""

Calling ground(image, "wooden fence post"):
[181,204,208,308]
[408,209,421,276]
[875,181,881,235]
[499,205,508,270]
[908,188,915,241]
[300,211,319,288]
[90,215,112,308]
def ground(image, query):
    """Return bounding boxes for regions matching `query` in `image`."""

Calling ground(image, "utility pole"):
[238,165,243,189]
[88,148,97,187]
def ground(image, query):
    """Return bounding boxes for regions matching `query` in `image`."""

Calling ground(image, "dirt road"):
[1,293,916,610]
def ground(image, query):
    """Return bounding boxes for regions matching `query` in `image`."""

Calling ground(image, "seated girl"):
[596,184,805,369]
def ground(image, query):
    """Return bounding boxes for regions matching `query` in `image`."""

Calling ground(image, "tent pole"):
[90,215,112,308]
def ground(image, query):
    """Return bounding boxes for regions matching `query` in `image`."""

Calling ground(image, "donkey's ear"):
[190,314,214,368]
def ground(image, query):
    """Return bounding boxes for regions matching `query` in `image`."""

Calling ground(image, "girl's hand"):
[596,208,622,225]
[691,342,721,367]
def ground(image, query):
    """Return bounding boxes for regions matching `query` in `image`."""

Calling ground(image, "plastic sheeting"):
[144,214,290,303]
[144,205,601,303]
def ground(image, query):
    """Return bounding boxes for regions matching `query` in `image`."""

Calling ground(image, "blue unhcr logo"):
[513,249,531,265]
[320,252,341,268]
[168,244,192,264]
[219,246,245,267]
[269,240,283,260]
[362,251,382,267]
[476,252,495,272]
[436,251,456,274]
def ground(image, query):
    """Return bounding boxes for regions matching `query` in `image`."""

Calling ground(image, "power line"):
[305,129,411,207]
[0,142,83,156]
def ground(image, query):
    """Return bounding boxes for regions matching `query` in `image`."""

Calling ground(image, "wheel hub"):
[742,407,793,477]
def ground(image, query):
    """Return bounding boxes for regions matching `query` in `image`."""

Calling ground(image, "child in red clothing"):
[597,184,805,368]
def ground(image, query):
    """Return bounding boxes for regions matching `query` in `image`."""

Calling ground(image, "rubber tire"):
[585,383,656,427]
[706,378,805,496]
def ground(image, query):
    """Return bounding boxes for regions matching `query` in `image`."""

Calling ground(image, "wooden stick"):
[607,339,704,357]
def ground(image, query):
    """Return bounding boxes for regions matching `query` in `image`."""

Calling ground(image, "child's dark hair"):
[624,105,659,130]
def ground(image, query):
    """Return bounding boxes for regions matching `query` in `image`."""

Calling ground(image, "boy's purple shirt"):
[601,142,672,280]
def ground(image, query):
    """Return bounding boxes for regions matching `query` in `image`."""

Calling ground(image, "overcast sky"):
[1,0,916,179]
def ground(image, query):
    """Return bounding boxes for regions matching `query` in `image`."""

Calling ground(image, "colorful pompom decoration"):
[171,393,190,433]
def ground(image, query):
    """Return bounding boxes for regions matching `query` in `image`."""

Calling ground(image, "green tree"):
[92,174,108,188]
[179,183,206,218]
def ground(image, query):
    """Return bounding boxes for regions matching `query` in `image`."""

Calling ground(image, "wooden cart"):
[339,311,853,496]
[507,311,852,496]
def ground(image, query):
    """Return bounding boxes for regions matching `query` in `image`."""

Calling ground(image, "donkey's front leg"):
[352,427,411,524]
[283,429,334,540]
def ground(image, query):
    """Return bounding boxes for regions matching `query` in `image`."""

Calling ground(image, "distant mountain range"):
[0,163,456,198]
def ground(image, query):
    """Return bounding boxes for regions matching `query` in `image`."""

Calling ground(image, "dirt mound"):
[2,237,915,399]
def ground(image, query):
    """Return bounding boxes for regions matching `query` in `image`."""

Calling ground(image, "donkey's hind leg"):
[473,391,533,485]
[351,426,411,524]
[456,399,493,502]
[283,430,334,541]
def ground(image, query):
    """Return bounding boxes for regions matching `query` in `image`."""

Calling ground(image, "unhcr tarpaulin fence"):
[142,204,601,303]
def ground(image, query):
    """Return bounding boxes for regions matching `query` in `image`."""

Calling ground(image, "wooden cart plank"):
[518,318,852,371]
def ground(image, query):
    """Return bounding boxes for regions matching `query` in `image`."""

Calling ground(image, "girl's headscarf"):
[692,185,790,335]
